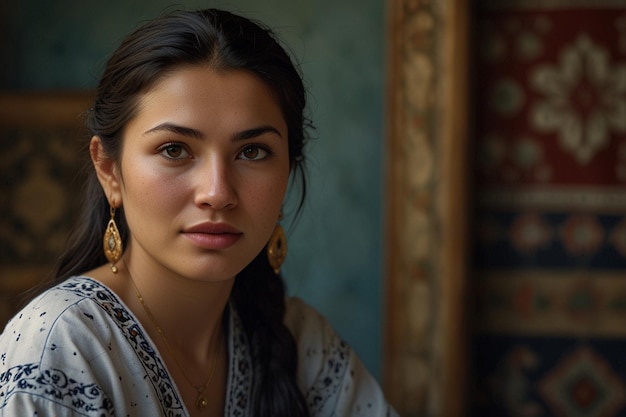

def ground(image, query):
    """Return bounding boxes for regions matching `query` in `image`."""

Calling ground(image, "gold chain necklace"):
[127,269,220,411]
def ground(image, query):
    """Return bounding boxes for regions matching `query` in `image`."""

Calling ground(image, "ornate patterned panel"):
[472,2,626,416]
[0,93,92,326]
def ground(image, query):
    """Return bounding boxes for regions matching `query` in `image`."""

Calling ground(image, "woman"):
[0,8,396,417]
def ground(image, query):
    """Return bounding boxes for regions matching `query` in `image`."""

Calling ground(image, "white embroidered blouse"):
[0,276,396,416]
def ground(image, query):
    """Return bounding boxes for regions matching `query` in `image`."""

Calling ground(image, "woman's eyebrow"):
[143,122,283,141]
[143,122,204,139]
[233,126,283,141]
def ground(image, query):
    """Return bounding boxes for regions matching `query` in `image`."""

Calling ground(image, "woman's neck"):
[86,257,234,360]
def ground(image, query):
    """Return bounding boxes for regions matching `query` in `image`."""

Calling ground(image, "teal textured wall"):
[1,0,385,378]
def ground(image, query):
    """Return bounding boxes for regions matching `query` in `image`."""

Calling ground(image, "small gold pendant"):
[196,393,209,409]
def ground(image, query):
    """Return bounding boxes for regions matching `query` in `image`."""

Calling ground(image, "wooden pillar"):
[383,0,470,416]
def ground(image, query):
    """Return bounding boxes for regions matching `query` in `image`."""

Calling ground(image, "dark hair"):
[49,8,311,417]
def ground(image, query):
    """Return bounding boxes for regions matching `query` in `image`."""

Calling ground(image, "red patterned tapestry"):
[472,1,626,416]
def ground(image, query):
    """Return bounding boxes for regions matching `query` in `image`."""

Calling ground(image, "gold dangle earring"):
[267,213,287,275]
[103,206,123,273]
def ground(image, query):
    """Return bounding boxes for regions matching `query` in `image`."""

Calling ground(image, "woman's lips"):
[182,223,242,250]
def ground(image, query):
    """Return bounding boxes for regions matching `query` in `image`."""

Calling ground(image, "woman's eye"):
[239,145,269,161]
[159,144,190,160]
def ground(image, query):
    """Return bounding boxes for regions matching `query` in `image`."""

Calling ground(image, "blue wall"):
[1,0,385,378]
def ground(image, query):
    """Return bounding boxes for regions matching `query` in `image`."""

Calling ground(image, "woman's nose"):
[193,158,238,210]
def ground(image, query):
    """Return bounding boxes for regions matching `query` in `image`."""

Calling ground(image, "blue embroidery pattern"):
[306,337,351,413]
[225,311,252,416]
[0,362,114,415]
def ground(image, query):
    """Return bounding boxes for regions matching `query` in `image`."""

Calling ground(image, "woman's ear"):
[90,136,122,205]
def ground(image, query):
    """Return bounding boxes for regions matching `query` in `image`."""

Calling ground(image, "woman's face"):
[104,66,290,282]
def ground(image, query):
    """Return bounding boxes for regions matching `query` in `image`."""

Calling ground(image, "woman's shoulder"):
[0,276,155,416]
[283,296,319,326]
[283,297,340,344]
[4,276,117,328]
[282,297,398,417]
[0,276,125,360]
[282,297,353,389]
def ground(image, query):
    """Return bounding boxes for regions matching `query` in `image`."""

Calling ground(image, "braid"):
[233,249,310,417]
